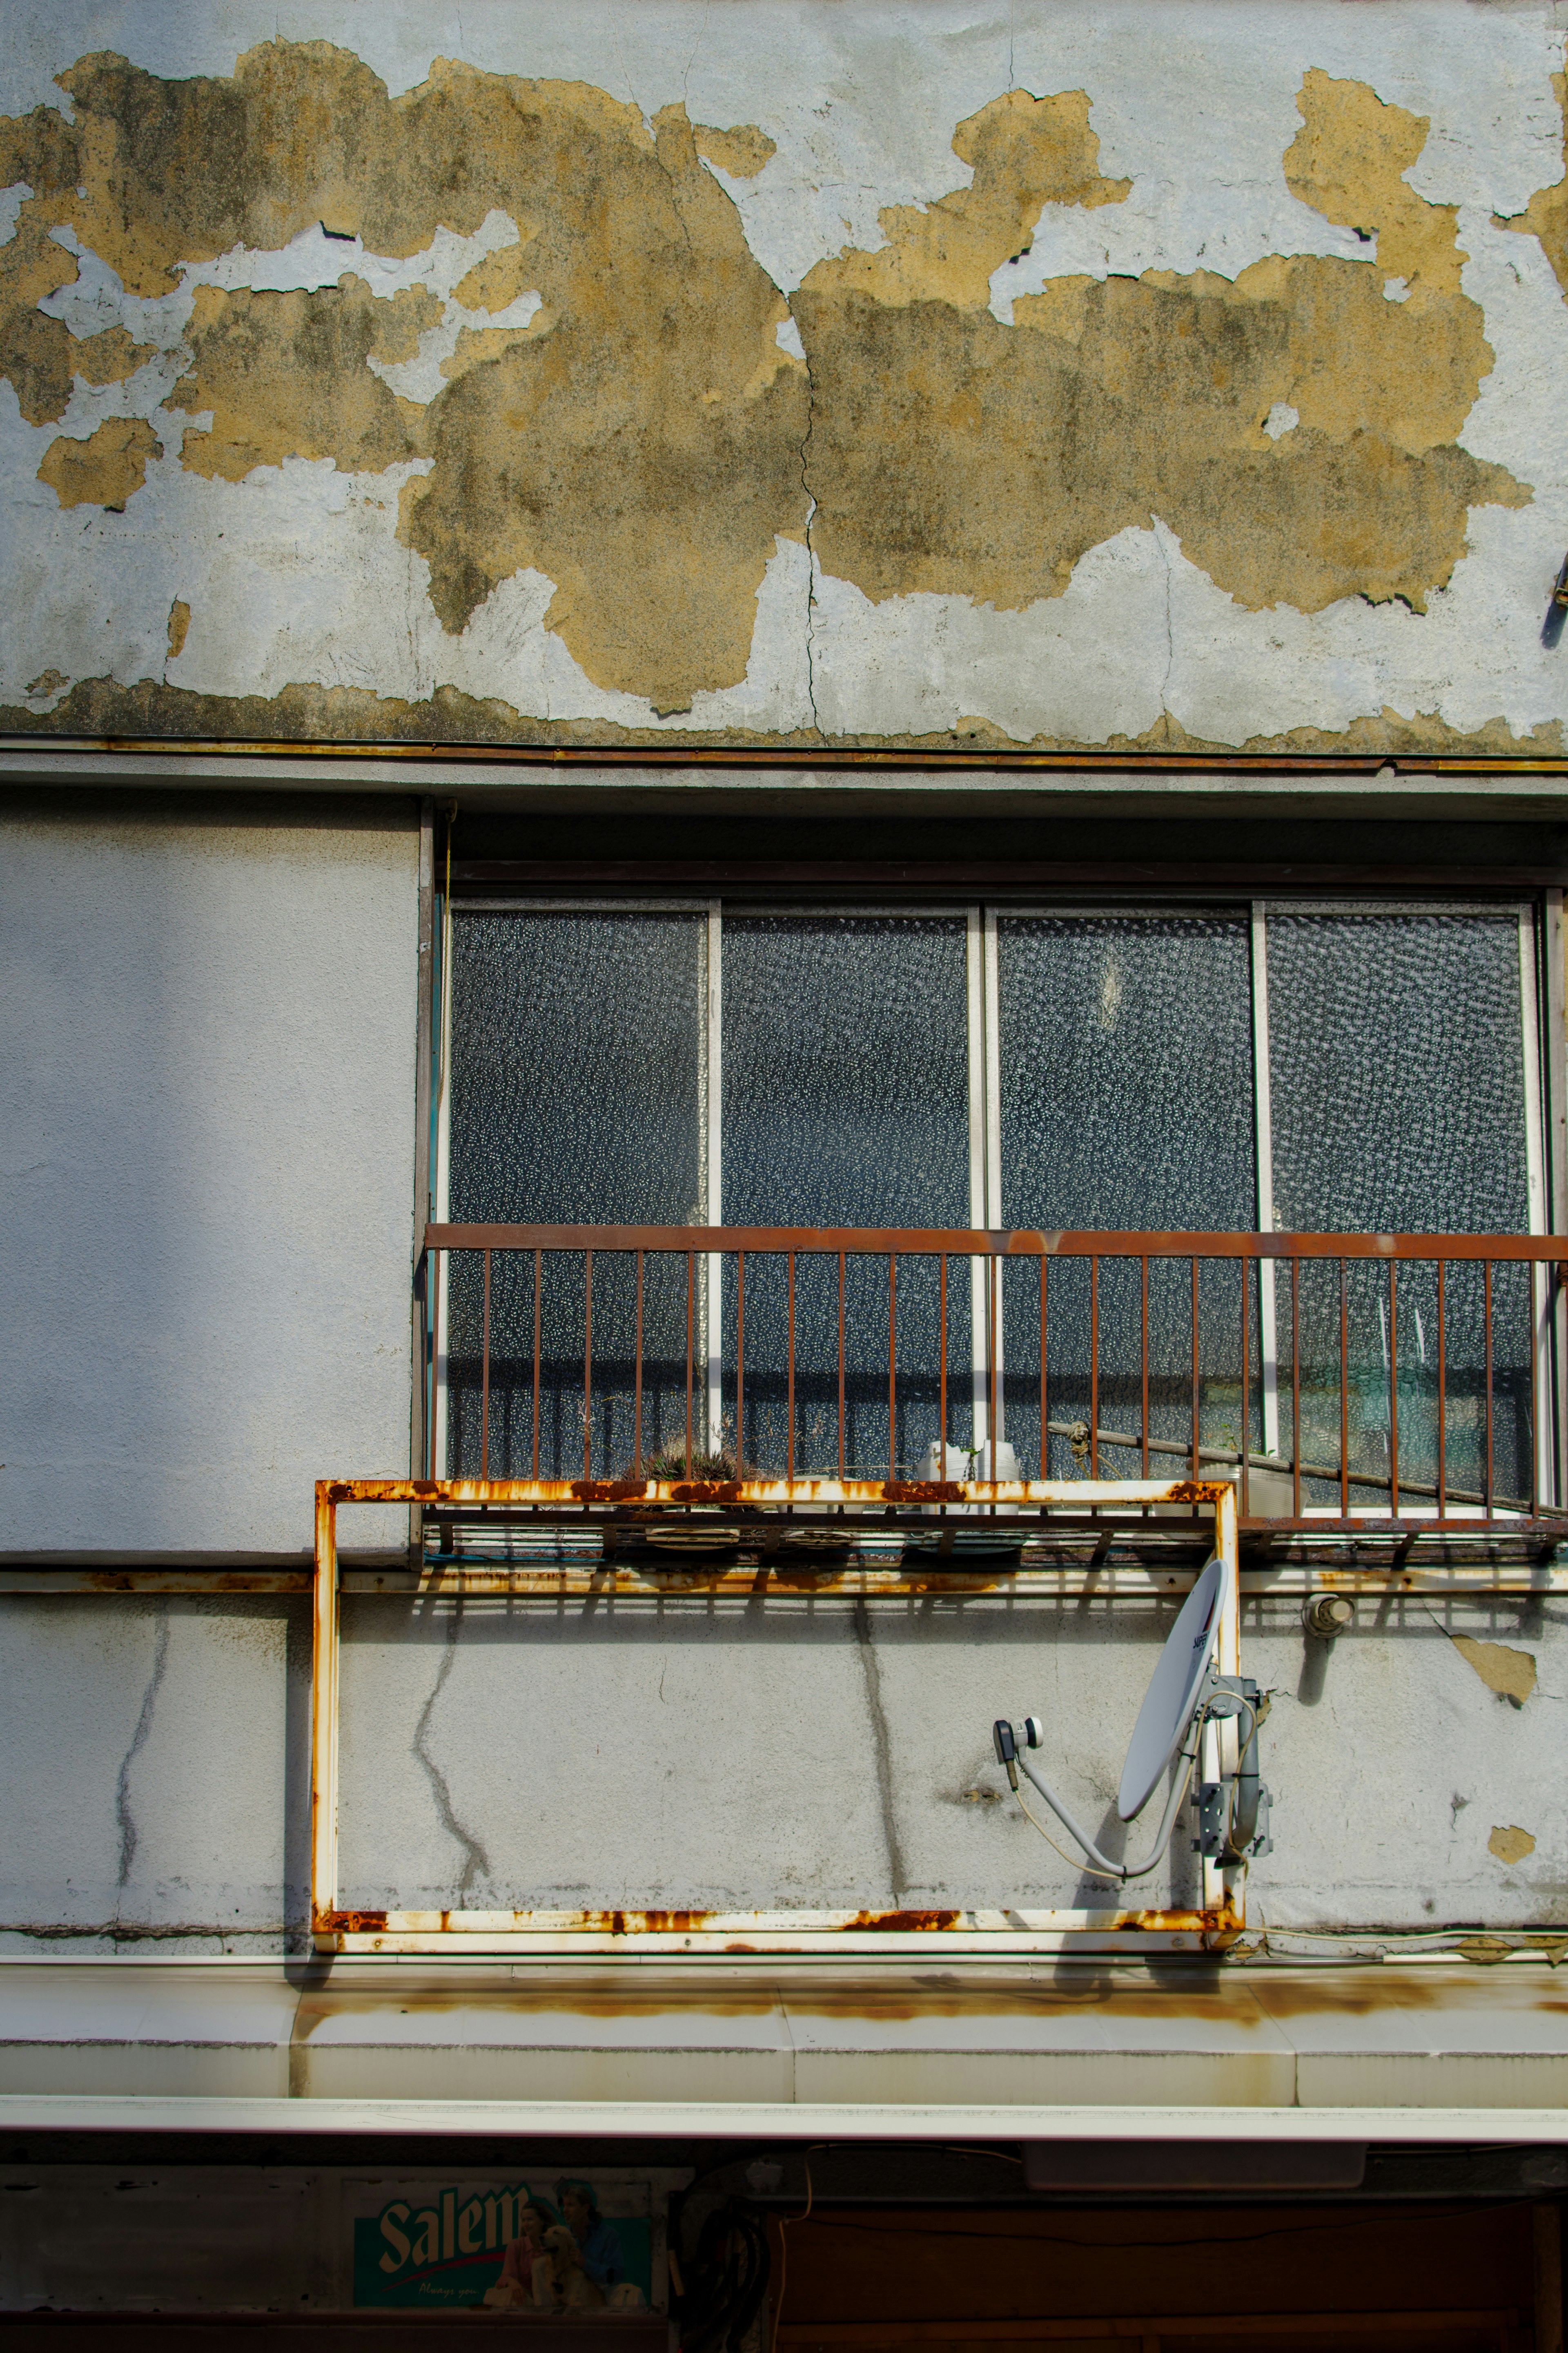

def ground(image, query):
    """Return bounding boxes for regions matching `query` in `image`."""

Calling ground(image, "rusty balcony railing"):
[418,1225,1568,1532]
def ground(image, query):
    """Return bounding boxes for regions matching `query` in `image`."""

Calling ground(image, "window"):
[434,900,1545,1501]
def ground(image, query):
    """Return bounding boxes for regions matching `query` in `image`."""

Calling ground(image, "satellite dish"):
[1116,1552,1228,1821]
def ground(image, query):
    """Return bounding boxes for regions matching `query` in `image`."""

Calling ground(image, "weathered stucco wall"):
[0,795,418,1555]
[1,0,1566,754]
[0,1587,1561,1951]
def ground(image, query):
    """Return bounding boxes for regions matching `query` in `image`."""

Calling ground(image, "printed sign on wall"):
[347,2170,666,2312]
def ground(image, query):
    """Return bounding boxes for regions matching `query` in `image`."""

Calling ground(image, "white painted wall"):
[0,796,419,1554]
[0,1586,1560,1951]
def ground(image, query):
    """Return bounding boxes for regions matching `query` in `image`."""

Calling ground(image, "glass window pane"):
[1267,910,1533,1508]
[997,915,1256,1479]
[998,914,1256,1232]
[445,911,704,1475]
[722,915,970,1475]
[1266,911,1528,1236]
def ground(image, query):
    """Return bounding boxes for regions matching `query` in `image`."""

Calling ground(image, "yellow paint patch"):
[796,70,1525,617]
[1498,70,1568,296]
[1451,1635,1537,1706]
[1284,69,1465,301]
[166,599,190,660]
[806,89,1129,313]
[172,276,434,480]
[693,123,777,181]
[37,415,162,507]
[452,234,539,313]
[0,44,1538,713]
[1488,1824,1537,1865]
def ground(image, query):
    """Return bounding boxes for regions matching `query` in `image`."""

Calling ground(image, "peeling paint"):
[797,74,1524,620]
[38,416,161,508]
[1489,1824,1537,1865]
[0,16,1561,747]
[1499,71,1568,296]
[1452,1634,1538,1707]
[172,277,432,482]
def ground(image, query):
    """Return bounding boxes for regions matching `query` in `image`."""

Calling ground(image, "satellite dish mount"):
[990,1554,1272,1883]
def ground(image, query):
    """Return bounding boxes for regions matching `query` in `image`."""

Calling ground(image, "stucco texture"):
[0,798,417,1555]
[2,1586,1564,1950]
[0,1,1565,752]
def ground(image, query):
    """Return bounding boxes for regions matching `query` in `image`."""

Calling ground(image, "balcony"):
[414,1223,1568,1579]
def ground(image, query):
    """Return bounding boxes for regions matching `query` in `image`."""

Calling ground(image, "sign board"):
[346,2169,671,2313]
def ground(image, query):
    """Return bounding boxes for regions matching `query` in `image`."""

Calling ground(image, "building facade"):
[3,2,1568,2342]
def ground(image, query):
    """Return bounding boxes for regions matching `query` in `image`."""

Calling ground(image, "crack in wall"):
[853,1598,906,1900]
[797,317,821,735]
[115,1613,169,1897]
[412,1604,492,1901]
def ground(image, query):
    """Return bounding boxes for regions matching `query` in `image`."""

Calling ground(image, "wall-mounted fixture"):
[1304,1592,1355,1638]
[992,1551,1273,1883]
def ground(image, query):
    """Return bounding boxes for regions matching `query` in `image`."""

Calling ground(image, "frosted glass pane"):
[997,916,1256,1478]
[722,916,970,1474]
[1267,912,1527,1235]
[445,912,704,1475]
[1267,912,1533,1506]
[998,915,1255,1231]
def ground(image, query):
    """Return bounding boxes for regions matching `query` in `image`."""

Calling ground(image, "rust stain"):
[38,416,162,509]
[883,1482,963,1504]
[848,1909,963,1933]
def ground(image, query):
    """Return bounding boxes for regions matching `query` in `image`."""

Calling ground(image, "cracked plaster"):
[0,2,1561,749]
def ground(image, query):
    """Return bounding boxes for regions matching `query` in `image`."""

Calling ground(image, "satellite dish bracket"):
[988,1552,1273,1885]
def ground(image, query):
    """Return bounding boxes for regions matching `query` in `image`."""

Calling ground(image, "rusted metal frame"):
[1388,1260,1398,1521]
[787,1249,796,1483]
[310,1482,341,1945]
[531,1246,542,1481]
[583,1247,594,1481]
[989,1256,1000,1485]
[1203,1481,1242,1926]
[331,1474,1231,1508]
[887,1252,898,1481]
[1291,1260,1302,1522]
[837,1249,846,1480]
[1189,1258,1200,1492]
[480,1249,491,1479]
[940,1254,950,1471]
[29,1550,1568,1598]
[736,1250,746,1478]
[1530,1259,1541,1521]
[424,1222,1568,1263]
[1437,1259,1447,1519]
[1486,1259,1495,1519]
[634,1251,645,1471]
[1140,1255,1149,1479]
[410,798,436,1511]
[1089,1254,1099,1485]
[685,1251,695,1476]
[50,728,1568,773]
[1546,887,1568,1512]
[1339,1260,1350,1521]
[1240,1253,1250,1522]
[429,1243,443,1485]
[311,1474,1246,1951]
